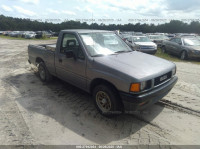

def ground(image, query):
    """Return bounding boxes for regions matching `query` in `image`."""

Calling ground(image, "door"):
[55,33,86,89]
[167,38,177,54]
[173,38,183,55]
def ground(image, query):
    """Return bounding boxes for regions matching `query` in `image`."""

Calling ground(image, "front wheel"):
[93,85,122,117]
[180,51,188,60]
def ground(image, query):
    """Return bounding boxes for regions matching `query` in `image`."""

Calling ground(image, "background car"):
[9,31,20,37]
[162,37,200,60]
[35,31,52,38]
[126,36,157,54]
[24,32,36,39]
[148,35,169,47]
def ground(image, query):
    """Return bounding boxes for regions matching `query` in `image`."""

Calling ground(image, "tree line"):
[0,15,200,34]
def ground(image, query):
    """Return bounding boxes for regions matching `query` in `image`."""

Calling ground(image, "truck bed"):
[28,43,56,75]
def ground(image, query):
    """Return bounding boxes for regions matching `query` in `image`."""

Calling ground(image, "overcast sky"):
[0,0,200,24]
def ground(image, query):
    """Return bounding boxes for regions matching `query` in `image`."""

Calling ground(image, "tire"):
[180,51,188,60]
[162,46,166,53]
[38,62,52,82]
[93,84,122,117]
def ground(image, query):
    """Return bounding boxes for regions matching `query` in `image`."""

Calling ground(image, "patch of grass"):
[155,48,200,65]
[0,35,57,40]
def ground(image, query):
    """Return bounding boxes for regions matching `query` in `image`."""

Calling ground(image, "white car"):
[126,36,157,54]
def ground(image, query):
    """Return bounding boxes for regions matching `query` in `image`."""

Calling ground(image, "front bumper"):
[120,76,178,111]
[188,50,200,59]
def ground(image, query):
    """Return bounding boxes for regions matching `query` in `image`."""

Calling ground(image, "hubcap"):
[39,66,45,80]
[96,91,111,112]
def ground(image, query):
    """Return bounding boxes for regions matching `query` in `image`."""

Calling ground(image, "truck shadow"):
[4,71,164,144]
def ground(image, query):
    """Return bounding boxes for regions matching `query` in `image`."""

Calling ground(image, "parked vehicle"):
[162,37,200,60]
[9,31,20,37]
[28,29,178,116]
[25,32,36,39]
[22,31,29,38]
[35,31,52,38]
[53,32,59,37]
[35,31,43,38]
[126,36,157,54]
[148,35,169,47]
[176,33,195,37]
[3,31,11,36]
[167,34,176,39]
[133,32,143,36]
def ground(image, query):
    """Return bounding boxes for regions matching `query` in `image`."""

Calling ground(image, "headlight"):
[140,81,147,90]
[172,67,176,76]
[191,50,199,54]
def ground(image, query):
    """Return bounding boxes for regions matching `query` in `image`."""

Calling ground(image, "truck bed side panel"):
[28,45,56,75]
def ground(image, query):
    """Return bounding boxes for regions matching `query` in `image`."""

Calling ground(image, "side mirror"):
[66,51,75,59]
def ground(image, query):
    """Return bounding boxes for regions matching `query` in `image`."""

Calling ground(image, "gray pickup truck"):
[28,29,178,116]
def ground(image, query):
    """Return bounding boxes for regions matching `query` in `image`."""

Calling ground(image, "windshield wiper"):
[115,50,132,53]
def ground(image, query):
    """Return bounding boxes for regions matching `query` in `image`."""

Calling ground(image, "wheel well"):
[36,57,44,66]
[90,78,118,94]
[180,49,187,55]
[90,78,124,110]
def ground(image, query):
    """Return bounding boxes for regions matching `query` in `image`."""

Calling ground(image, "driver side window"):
[170,38,176,43]
[61,33,85,60]
[61,34,79,53]
[175,38,182,45]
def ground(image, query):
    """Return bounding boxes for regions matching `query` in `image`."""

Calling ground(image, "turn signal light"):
[130,83,140,92]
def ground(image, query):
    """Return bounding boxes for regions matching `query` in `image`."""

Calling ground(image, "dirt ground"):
[0,38,200,146]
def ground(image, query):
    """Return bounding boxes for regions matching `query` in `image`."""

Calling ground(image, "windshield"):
[132,36,151,42]
[183,38,200,46]
[80,32,132,57]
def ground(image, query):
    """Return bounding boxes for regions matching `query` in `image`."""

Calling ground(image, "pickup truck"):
[28,29,178,116]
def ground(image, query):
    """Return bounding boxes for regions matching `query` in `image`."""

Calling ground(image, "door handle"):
[59,59,62,63]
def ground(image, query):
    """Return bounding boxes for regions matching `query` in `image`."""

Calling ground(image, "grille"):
[154,71,172,86]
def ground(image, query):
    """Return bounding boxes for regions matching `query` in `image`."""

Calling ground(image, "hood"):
[93,51,175,80]
[135,42,156,46]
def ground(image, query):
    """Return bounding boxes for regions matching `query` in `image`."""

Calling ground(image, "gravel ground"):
[0,38,200,146]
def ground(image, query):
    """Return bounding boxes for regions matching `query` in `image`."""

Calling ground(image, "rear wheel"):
[180,51,188,60]
[38,62,52,82]
[93,84,122,117]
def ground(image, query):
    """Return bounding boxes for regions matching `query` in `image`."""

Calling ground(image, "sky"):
[0,0,200,24]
